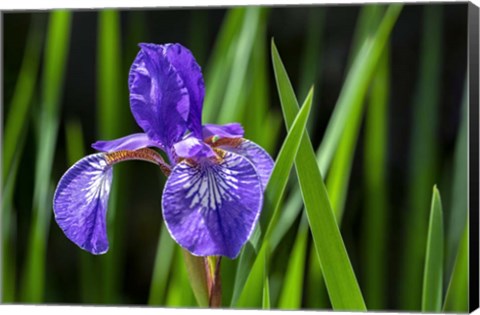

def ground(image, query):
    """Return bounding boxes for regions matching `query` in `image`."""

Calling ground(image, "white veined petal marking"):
[174,153,256,212]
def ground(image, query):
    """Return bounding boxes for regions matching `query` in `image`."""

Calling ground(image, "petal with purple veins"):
[162,151,263,259]
[53,153,112,255]
[202,123,244,139]
[129,43,190,147]
[165,43,205,138]
[92,133,162,152]
[217,140,274,190]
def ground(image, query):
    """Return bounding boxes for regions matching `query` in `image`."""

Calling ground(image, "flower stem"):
[206,256,222,308]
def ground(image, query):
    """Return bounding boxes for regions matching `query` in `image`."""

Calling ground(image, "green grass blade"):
[202,8,245,123]
[3,15,44,182]
[165,246,196,307]
[262,253,271,310]
[361,43,390,310]
[277,215,309,309]
[347,5,384,69]
[316,4,402,175]
[272,40,366,311]
[422,186,444,312]
[217,7,263,124]
[326,4,383,220]
[445,81,468,279]
[297,8,325,132]
[182,251,209,307]
[269,4,402,252]
[21,11,72,303]
[443,224,468,312]
[2,16,44,302]
[399,6,443,309]
[148,223,176,305]
[232,88,314,307]
[242,9,270,147]
[97,10,126,303]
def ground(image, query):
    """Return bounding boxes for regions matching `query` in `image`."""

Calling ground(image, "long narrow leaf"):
[400,6,443,309]
[269,4,403,252]
[217,7,263,124]
[202,8,245,123]
[233,88,313,307]
[422,186,444,312]
[272,39,366,311]
[2,15,44,302]
[97,10,125,303]
[21,11,72,302]
[443,224,468,312]
[445,81,468,279]
[277,214,309,309]
[148,224,176,305]
[361,39,390,310]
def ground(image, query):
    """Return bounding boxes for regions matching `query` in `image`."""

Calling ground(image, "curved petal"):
[129,43,190,147]
[92,133,162,152]
[202,123,244,139]
[173,136,215,160]
[53,154,112,255]
[165,43,205,138]
[162,152,263,259]
[218,139,273,190]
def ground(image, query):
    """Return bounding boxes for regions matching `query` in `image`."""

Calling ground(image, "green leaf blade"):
[234,87,313,308]
[421,186,444,312]
[272,39,366,311]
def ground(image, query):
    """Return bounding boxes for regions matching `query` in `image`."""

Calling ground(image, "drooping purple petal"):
[162,151,263,259]
[202,123,244,139]
[165,43,205,138]
[218,140,273,190]
[129,43,190,147]
[92,133,162,152]
[53,154,112,255]
[173,136,216,160]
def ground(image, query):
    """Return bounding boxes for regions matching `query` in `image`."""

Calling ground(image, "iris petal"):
[202,123,244,139]
[53,154,112,255]
[92,133,162,152]
[162,151,263,259]
[218,140,274,190]
[173,136,216,160]
[129,43,190,148]
[165,43,205,138]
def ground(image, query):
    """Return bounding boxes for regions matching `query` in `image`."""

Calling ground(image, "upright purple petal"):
[217,140,274,190]
[162,152,263,259]
[165,44,205,138]
[129,43,190,147]
[92,133,162,152]
[202,123,244,139]
[53,154,113,255]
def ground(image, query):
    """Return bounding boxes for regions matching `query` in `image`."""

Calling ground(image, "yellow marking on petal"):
[105,148,171,176]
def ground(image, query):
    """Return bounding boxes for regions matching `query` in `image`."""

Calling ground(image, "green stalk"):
[21,11,72,303]
[272,41,367,310]
[421,186,444,312]
[217,7,262,124]
[148,224,176,305]
[443,224,468,312]
[96,10,125,303]
[361,43,390,310]
[399,6,442,310]
[2,15,44,302]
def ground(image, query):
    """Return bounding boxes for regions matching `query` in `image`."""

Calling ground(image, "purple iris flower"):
[53,43,273,259]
